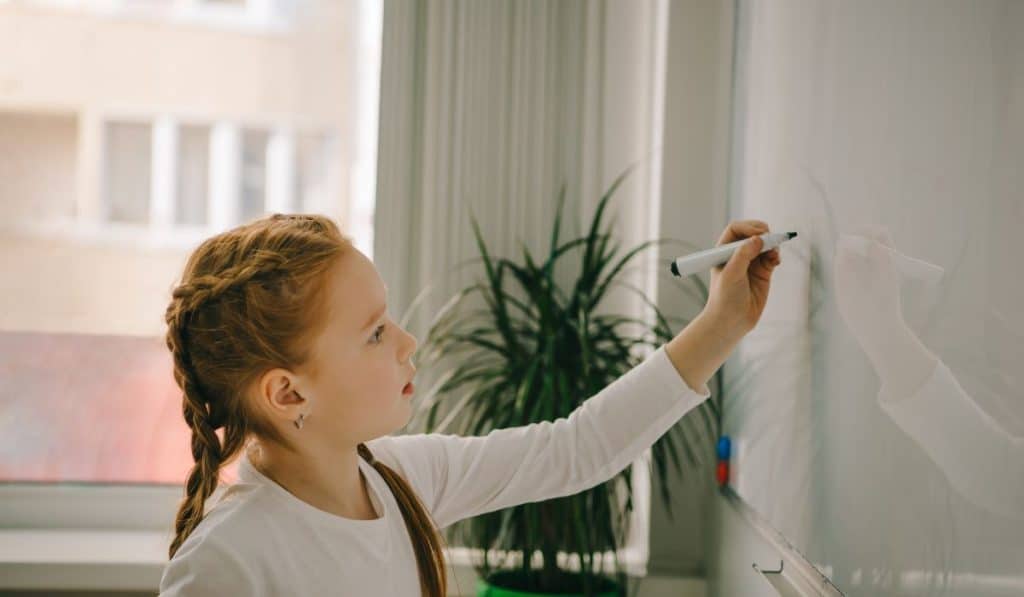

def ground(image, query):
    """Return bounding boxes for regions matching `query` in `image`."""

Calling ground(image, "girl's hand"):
[704,220,781,336]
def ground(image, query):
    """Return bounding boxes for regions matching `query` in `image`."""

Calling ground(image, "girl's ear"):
[256,368,308,413]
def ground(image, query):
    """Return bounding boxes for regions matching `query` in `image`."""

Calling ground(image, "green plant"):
[401,168,722,596]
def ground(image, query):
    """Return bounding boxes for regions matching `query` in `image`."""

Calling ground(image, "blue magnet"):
[716,436,731,460]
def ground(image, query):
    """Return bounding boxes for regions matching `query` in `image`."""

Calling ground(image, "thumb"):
[722,236,763,282]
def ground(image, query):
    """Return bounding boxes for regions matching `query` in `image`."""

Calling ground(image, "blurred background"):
[2,1,1021,596]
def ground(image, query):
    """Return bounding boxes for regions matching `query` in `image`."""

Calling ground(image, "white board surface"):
[722,1,1024,594]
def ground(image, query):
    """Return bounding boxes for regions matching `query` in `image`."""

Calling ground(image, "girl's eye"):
[371,324,385,344]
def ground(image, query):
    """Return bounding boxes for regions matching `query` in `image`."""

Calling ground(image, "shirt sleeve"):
[878,359,1024,519]
[366,344,711,529]
[159,536,263,597]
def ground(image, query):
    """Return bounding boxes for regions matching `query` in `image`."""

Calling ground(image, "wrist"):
[696,307,750,344]
[665,310,749,392]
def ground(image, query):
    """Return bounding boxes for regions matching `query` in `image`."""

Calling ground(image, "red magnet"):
[716,461,729,486]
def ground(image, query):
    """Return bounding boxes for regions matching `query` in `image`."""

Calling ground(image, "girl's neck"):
[246,442,380,520]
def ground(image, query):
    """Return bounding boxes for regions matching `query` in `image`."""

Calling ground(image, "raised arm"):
[367,338,712,529]
[368,220,777,528]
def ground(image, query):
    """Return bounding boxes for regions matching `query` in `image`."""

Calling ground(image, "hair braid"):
[169,252,290,315]
[358,443,452,597]
[165,313,222,558]
[164,258,282,558]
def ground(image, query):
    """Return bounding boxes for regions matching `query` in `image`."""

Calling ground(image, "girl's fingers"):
[752,248,781,280]
[718,220,770,246]
[721,236,763,281]
[748,250,771,279]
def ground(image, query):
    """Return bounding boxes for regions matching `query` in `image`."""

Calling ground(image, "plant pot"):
[476,569,623,597]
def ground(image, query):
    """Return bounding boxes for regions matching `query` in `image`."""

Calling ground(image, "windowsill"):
[0,528,648,592]
[0,529,169,592]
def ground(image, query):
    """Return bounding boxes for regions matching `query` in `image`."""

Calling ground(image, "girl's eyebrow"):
[361,305,386,332]
[359,284,389,332]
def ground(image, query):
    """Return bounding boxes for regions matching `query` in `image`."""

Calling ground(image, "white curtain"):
[374,0,669,345]
[373,0,674,578]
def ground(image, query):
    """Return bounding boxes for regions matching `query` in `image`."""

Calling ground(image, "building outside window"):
[0,0,382,497]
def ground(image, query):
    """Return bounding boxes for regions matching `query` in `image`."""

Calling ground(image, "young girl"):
[158,213,780,596]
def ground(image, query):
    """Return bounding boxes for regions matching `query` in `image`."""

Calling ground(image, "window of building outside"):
[0,0,382,500]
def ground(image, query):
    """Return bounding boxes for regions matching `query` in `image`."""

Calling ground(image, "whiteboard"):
[721,1,1024,594]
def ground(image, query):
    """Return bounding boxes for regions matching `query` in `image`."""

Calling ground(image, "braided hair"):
[164,214,449,596]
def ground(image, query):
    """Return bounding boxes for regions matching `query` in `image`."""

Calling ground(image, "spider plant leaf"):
[588,238,663,310]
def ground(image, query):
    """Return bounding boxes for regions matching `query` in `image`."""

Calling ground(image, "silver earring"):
[294,412,307,430]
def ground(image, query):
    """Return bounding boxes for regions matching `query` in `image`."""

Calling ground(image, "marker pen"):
[669,232,798,278]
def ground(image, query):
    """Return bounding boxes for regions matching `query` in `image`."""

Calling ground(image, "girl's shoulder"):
[187,481,279,548]
[161,495,269,595]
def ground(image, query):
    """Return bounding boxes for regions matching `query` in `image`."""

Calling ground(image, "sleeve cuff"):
[651,344,713,400]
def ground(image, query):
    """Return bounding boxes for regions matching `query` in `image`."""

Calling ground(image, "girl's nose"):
[402,329,418,362]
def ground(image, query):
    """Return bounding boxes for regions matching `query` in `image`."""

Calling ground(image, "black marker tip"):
[670,261,680,276]
[787,231,798,239]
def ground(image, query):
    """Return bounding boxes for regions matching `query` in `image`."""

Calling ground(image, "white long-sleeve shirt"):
[158,344,711,596]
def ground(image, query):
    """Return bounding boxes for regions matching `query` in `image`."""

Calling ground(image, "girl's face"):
[300,249,418,444]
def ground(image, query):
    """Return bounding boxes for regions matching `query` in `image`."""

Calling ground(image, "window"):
[240,128,269,222]
[85,119,338,240]
[0,0,383,514]
[103,121,152,225]
[295,132,335,214]
[176,124,211,227]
